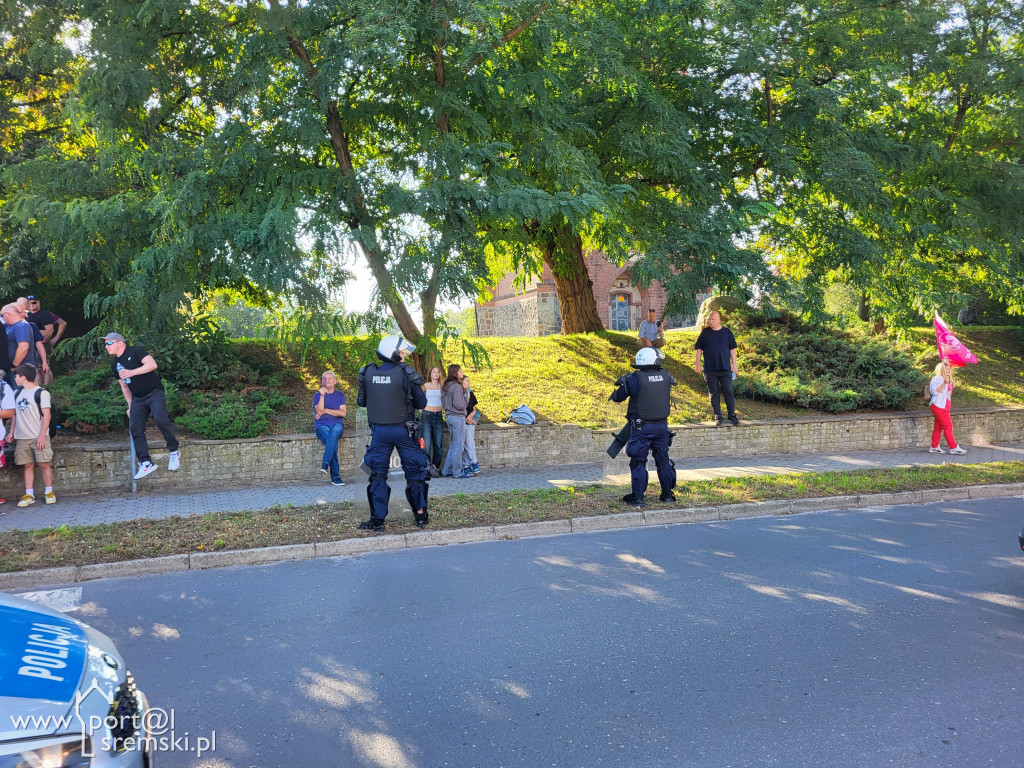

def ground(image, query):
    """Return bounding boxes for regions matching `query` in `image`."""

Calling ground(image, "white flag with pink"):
[933,312,978,367]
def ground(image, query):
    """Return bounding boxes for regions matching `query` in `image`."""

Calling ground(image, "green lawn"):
[3,460,1020,573]
[330,325,1022,429]
[904,326,1024,408]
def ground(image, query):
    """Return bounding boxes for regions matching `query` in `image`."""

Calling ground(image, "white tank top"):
[424,388,443,407]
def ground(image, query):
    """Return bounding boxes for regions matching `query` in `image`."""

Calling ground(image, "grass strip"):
[2,461,1022,573]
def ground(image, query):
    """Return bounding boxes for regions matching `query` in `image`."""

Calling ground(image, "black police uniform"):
[609,363,677,505]
[357,357,429,529]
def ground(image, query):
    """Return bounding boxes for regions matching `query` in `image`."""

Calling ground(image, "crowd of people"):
[1,296,66,507]
[0,296,970,518]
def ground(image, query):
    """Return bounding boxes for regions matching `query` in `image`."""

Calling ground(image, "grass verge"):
[2,461,1022,573]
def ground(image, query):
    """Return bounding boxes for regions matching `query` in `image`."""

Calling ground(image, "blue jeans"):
[420,410,445,469]
[462,421,477,465]
[315,422,344,482]
[442,417,467,476]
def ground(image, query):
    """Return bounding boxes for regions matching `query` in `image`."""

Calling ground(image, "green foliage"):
[140,314,236,391]
[47,365,127,433]
[171,389,292,440]
[734,314,926,412]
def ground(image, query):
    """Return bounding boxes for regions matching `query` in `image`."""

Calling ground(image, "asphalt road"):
[27,496,1024,767]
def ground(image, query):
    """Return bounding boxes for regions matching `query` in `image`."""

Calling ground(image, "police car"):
[0,592,153,767]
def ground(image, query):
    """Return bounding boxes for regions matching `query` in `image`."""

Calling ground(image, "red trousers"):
[930,402,958,450]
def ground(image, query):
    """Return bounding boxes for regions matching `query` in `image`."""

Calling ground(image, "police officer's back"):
[610,347,677,507]
[357,336,429,531]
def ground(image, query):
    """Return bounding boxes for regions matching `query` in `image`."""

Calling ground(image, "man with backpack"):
[8,363,56,507]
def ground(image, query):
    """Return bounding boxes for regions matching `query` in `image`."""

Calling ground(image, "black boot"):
[414,511,429,528]
[659,490,676,502]
[622,493,645,509]
[358,516,386,532]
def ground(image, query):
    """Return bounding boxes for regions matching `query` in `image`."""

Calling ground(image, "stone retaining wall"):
[30,407,1024,495]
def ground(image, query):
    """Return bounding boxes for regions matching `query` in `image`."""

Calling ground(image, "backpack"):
[15,386,59,438]
[506,404,537,425]
[0,381,11,468]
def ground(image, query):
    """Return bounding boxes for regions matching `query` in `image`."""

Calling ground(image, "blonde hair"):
[933,361,953,382]
[321,370,337,383]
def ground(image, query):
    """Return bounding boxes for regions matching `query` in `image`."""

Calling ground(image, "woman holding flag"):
[928,361,966,454]
[928,313,978,455]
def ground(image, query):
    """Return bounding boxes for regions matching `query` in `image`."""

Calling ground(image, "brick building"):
[475,251,707,337]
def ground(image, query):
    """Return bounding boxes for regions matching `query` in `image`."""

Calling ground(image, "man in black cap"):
[26,296,67,346]
[104,332,180,479]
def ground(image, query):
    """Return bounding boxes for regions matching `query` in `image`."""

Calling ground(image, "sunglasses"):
[104,341,118,346]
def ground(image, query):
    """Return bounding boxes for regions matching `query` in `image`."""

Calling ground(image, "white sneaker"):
[928,447,945,453]
[168,451,180,471]
[134,461,158,480]
[949,446,967,455]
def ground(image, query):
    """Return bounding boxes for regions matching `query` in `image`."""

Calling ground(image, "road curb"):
[2,483,1021,590]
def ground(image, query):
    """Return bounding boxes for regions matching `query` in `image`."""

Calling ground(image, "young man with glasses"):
[103,332,181,479]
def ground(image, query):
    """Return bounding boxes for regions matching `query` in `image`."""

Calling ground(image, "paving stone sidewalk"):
[2,442,1022,532]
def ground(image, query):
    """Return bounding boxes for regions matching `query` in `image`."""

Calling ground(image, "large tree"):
[5,0,595,348]
[731,0,1024,326]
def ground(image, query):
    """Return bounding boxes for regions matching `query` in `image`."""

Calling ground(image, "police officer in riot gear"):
[357,335,430,531]
[609,347,677,508]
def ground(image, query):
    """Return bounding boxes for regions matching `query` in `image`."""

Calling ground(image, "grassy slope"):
[904,326,1024,408]
[435,330,804,428]
[62,325,1022,440]
[300,326,1022,430]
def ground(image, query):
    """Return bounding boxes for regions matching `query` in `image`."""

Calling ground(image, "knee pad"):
[369,472,389,484]
[629,458,646,470]
[655,457,674,470]
[405,478,429,512]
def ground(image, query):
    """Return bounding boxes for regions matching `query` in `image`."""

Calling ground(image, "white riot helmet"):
[634,347,659,368]
[376,335,416,362]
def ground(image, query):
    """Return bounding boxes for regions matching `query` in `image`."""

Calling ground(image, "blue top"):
[5,321,36,367]
[314,390,346,428]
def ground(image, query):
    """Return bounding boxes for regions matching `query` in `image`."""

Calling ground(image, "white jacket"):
[929,375,952,409]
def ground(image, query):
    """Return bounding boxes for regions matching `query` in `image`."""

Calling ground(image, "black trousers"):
[704,371,736,418]
[129,389,180,463]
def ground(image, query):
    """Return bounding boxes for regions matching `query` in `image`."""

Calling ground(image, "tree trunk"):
[541,228,605,334]
[857,291,869,322]
[417,282,442,375]
[273,16,424,347]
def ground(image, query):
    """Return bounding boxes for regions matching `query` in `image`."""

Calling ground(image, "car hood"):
[0,594,126,741]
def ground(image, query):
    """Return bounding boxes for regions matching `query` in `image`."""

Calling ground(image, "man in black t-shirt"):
[104,332,181,479]
[26,296,67,346]
[694,310,739,426]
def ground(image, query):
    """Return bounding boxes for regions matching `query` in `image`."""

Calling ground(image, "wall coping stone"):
[61,405,1024,450]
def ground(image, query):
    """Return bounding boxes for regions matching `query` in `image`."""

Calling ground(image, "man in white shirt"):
[637,308,666,350]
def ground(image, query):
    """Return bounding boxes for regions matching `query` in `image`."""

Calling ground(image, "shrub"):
[171,388,292,439]
[733,312,926,412]
[47,365,128,433]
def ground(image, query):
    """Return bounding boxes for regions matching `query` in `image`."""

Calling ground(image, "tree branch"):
[467,2,552,70]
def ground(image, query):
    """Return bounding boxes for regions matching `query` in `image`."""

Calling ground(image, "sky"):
[338,259,475,316]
